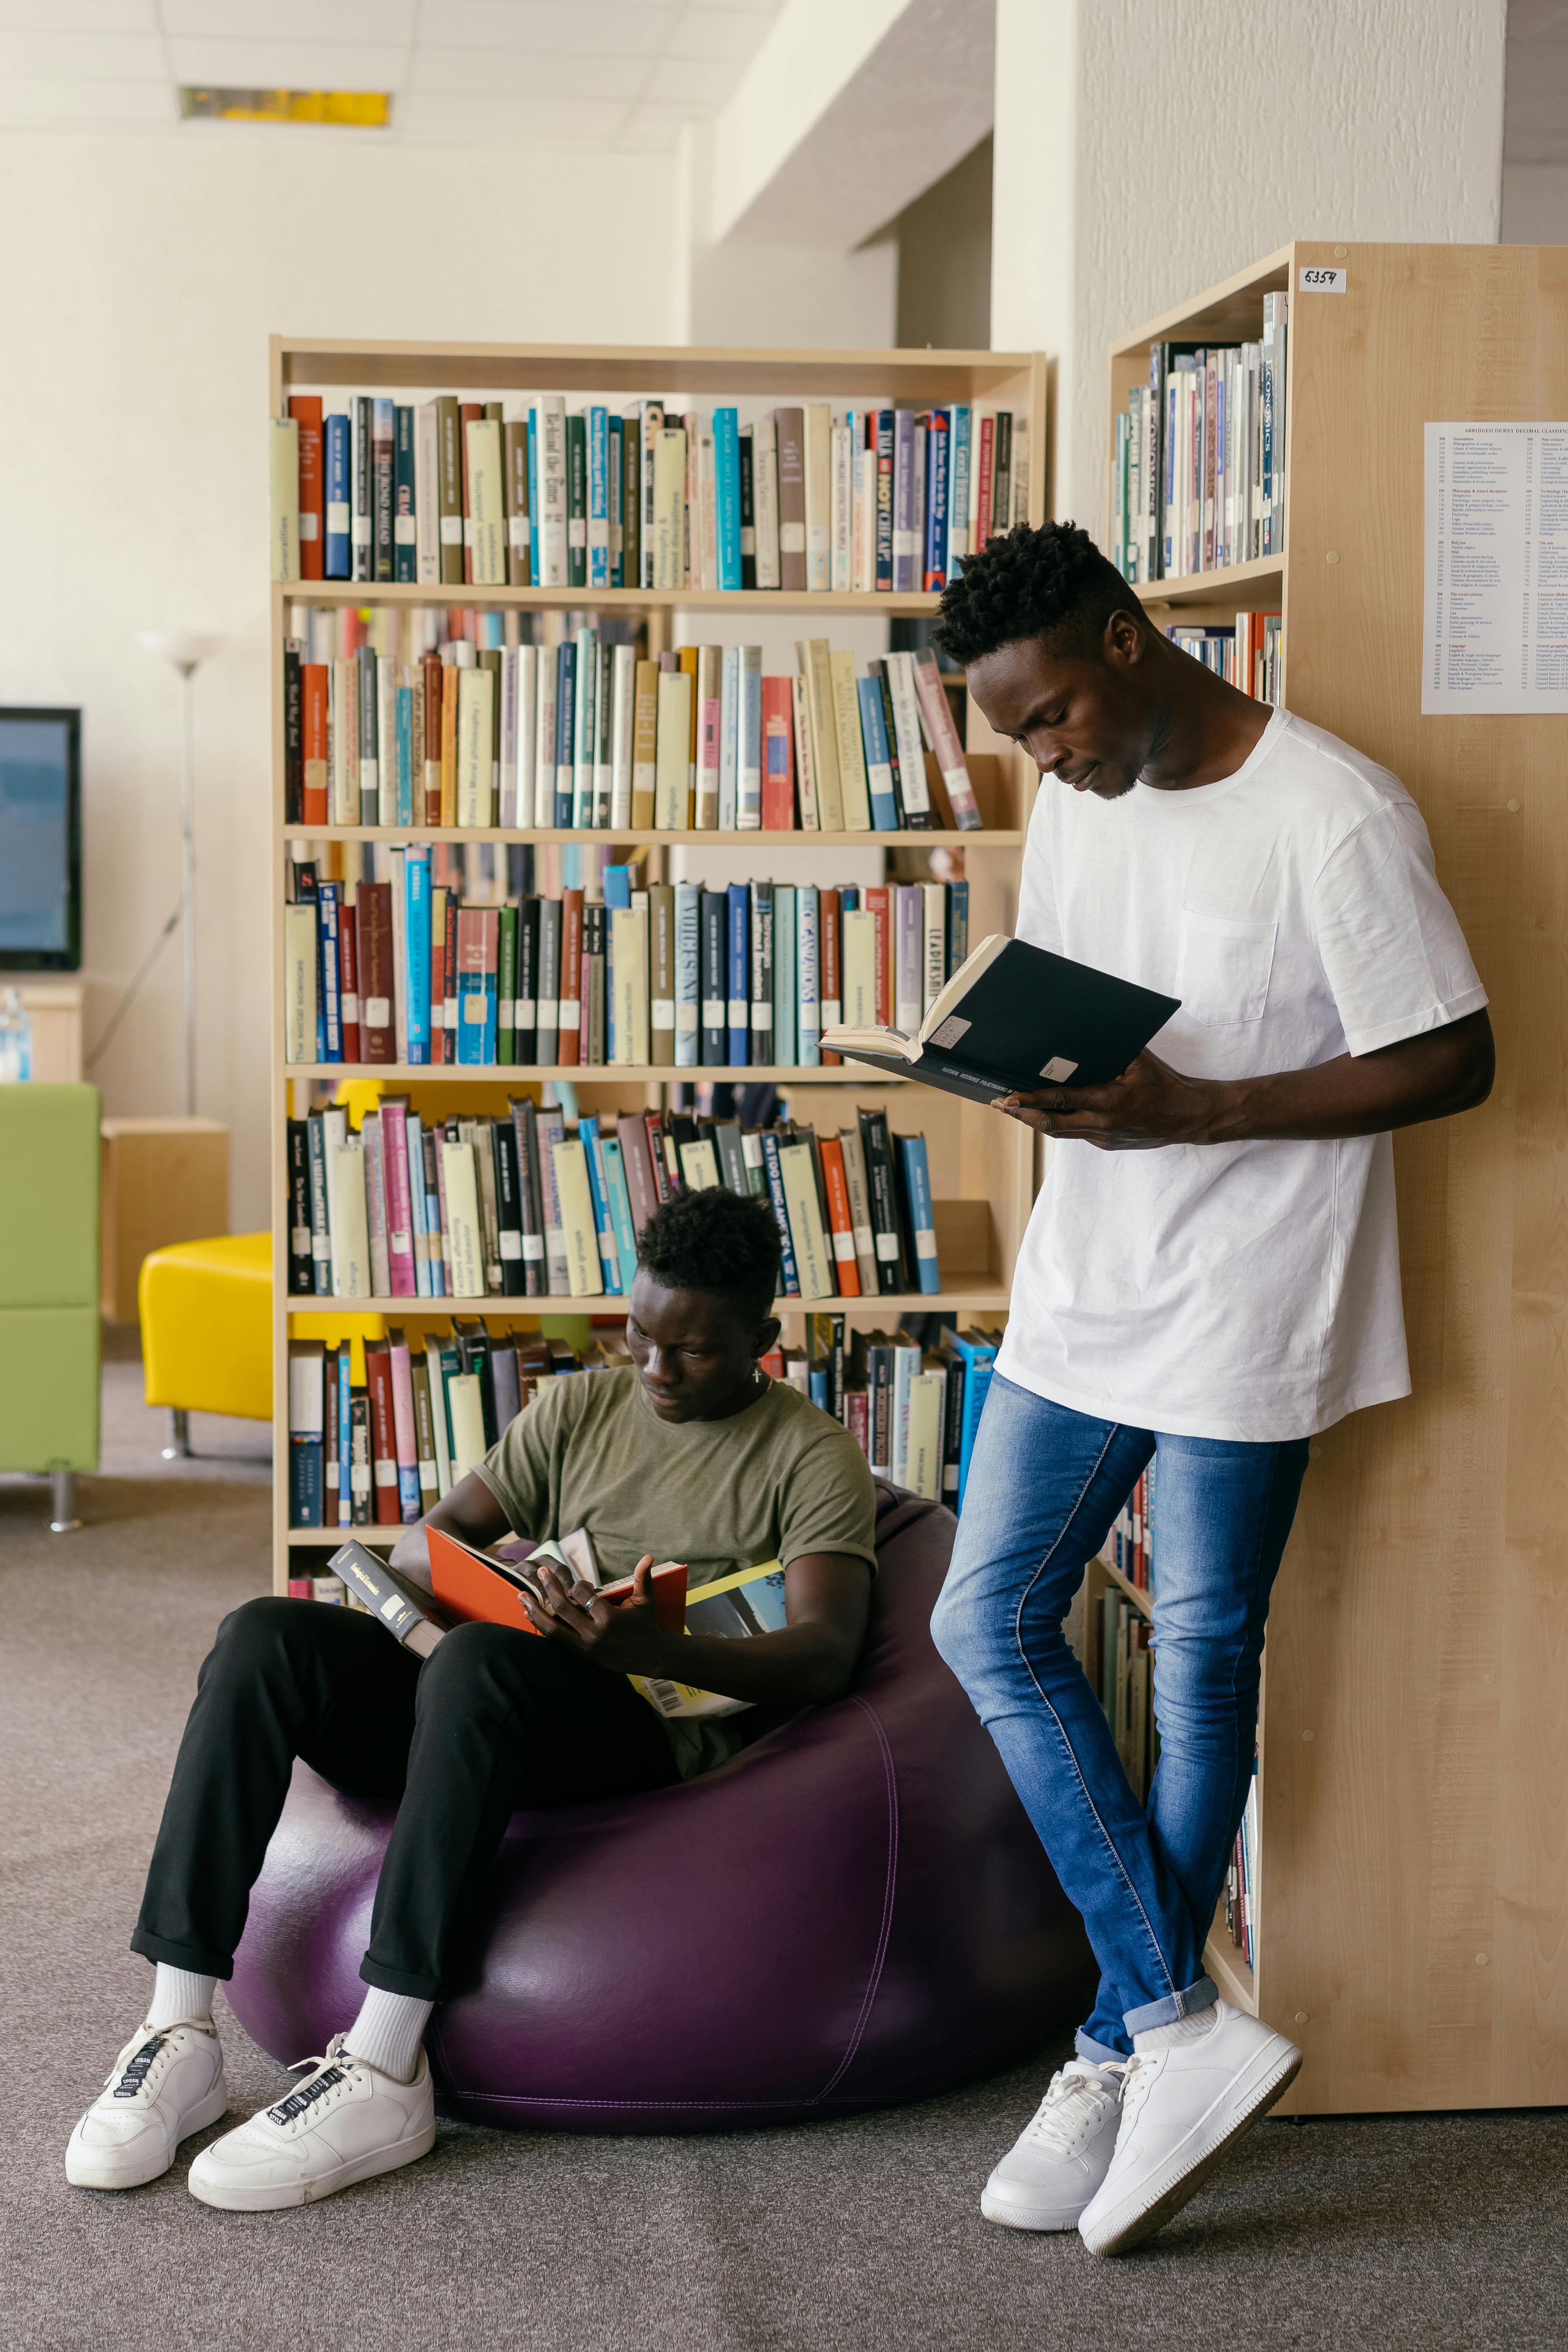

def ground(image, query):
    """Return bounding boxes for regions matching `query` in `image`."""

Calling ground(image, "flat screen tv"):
[0,707,81,970]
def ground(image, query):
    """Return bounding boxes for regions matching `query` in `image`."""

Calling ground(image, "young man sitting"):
[68,1186,877,2208]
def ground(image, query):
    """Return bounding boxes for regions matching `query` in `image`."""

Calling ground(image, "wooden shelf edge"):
[283,1063,909,1084]
[282,826,1018,847]
[1133,556,1283,610]
[277,581,944,615]
[1097,1552,1153,1621]
[1204,1925,1257,2016]
[1110,245,1294,357]
[286,1289,1011,1317]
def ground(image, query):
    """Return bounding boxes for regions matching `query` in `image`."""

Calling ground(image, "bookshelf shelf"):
[272,332,1043,1625]
[1102,242,1568,2117]
[1132,555,1282,611]
[285,1062,909,1085]
[1099,1553,1152,1622]
[278,580,947,618]
[283,827,1019,849]
[1204,1919,1257,2016]
[286,1286,1013,1319]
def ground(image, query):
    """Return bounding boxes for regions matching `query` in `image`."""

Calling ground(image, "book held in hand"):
[821,933,1179,1105]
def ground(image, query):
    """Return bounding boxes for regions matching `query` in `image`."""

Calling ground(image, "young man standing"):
[929,523,1492,2256]
[67,1187,876,2208]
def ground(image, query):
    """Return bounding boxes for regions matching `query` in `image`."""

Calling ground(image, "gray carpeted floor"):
[3,1349,1566,2352]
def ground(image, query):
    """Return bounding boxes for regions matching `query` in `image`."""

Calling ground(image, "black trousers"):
[132,1596,679,2001]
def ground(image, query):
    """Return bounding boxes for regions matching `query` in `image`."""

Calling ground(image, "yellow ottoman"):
[138,1233,386,1455]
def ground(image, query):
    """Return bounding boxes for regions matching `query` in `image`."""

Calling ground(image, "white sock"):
[145,1964,217,2032]
[1134,2007,1218,2054]
[343,1987,433,2084]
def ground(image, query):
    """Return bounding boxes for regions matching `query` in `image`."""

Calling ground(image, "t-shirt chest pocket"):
[1175,910,1278,1026]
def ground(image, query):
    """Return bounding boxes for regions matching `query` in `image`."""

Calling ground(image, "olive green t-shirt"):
[473,1367,878,1778]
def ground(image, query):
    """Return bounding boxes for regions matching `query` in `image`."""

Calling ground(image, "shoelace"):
[266,2045,355,2132]
[1024,2062,1128,2152]
[110,2033,166,2101]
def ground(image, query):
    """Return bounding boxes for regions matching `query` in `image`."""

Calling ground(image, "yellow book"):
[446,1371,488,1481]
[270,416,300,582]
[678,1138,721,1189]
[331,657,358,824]
[778,1141,835,1301]
[797,638,843,829]
[550,1137,604,1297]
[829,649,873,831]
[653,426,687,588]
[326,1143,372,1300]
[840,907,877,1026]
[631,657,658,829]
[655,670,693,829]
[465,418,507,585]
[678,644,699,807]
[440,664,459,827]
[284,902,318,1064]
[611,905,649,1065]
[803,404,832,592]
[440,1140,486,1299]
[456,666,495,826]
[905,1367,947,1502]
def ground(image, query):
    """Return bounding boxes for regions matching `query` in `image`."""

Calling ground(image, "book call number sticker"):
[1298,266,1347,293]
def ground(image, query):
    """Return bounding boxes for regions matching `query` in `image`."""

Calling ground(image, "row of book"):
[281,622,978,834]
[283,865,970,1072]
[287,1097,943,1305]
[1097,1581,1158,1806]
[1111,298,1289,586]
[1166,616,1284,706]
[1224,1753,1260,1972]
[1108,1463,1156,1591]
[270,391,1031,595]
[286,1310,1002,1531]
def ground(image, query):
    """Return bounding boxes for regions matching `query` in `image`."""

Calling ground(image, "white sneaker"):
[66,2018,228,2190]
[186,2033,435,2210]
[980,2058,1127,2230]
[1077,2000,1302,2256]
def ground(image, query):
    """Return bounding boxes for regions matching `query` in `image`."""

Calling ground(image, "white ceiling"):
[0,0,787,152]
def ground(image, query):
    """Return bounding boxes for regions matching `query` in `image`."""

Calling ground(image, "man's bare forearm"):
[388,1469,510,1585]
[1198,1009,1495,1145]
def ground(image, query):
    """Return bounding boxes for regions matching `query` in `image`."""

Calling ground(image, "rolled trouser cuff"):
[1075,2028,1128,2065]
[130,1927,234,1980]
[359,1952,445,2002]
[1124,1974,1218,2037]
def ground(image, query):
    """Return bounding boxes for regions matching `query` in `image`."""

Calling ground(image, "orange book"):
[365,1342,401,1529]
[818,1135,861,1297]
[557,887,583,1067]
[288,394,324,581]
[440,663,459,827]
[866,885,892,1029]
[302,663,329,825]
[818,886,841,1065]
[759,674,795,830]
[427,1524,687,1635]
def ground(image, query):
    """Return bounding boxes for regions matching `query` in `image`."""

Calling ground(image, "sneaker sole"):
[66,2080,230,2192]
[186,2118,436,2211]
[1078,2040,1302,2257]
[981,2190,1092,2232]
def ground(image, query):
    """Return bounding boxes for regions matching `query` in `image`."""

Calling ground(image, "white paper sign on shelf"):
[1422,422,1568,716]
[1297,266,1346,293]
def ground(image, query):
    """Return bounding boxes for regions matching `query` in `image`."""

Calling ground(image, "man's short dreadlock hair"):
[933,520,1141,667]
[636,1184,780,1321]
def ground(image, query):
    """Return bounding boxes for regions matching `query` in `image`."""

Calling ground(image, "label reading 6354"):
[1298,266,1347,293]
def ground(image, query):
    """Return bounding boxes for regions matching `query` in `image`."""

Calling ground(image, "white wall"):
[992,0,1510,536]
[0,130,677,1231]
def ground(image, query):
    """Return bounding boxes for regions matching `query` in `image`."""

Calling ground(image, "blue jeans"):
[931,1377,1308,2060]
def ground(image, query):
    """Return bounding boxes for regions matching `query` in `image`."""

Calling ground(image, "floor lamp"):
[136,632,221,1116]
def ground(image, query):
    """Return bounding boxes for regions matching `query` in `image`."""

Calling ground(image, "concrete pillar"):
[991,0,1510,538]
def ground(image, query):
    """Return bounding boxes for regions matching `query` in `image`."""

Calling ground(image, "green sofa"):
[0,1082,100,1527]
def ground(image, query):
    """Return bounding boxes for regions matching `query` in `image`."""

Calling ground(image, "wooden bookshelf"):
[270,335,1045,1597]
[1105,242,1568,2115]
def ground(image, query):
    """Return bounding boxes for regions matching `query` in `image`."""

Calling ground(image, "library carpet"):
[3,1347,1565,2352]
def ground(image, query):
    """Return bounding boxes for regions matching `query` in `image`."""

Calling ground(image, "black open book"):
[821,934,1179,1107]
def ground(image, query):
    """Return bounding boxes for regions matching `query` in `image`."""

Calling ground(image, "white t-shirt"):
[997,707,1486,1442]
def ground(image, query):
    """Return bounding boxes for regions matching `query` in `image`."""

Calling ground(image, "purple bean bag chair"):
[228,1486,1093,2131]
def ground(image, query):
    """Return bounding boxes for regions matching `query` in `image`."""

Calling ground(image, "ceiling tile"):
[0,71,174,115]
[162,0,414,36]
[167,36,410,86]
[0,26,164,74]
[393,89,633,145]
[616,99,707,149]
[663,7,774,60]
[411,46,649,99]
[417,2,676,58]
[642,55,742,103]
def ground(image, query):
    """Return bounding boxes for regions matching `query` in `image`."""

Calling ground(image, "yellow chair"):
[139,1233,386,1456]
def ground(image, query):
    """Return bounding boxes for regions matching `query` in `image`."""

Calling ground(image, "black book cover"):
[456,1318,498,1447]
[349,1392,372,1525]
[286,1118,313,1294]
[700,889,727,1065]
[373,408,395,582]
[284,643,303,824]
[489,1339,521,1434]
[353,394,373,583]
[938,1334,967,1507]
[748,879,774,1069]
[857,1108,909,1294]
[515,895,539,1067]
[739,425,757,591]
[511,1097,545,1299]
[566,414,587,590]
[583,903,607,1065]
[491,1118,527,1297]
